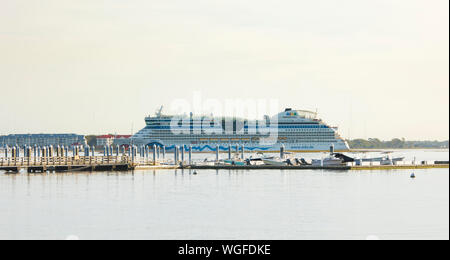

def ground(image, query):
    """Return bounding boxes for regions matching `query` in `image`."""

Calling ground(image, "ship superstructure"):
[132,107,350,152]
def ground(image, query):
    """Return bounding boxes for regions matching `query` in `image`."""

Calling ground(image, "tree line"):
[347,138,449,149]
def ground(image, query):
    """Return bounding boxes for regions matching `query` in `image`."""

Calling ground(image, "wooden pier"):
[0,156,135,173]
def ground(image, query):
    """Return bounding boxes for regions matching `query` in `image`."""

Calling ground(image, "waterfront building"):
[0,134,86,147]
[96,135,132,147]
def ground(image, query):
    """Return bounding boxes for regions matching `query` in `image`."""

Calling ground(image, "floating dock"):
[183,163,448,171]
[186,165,350,170]
[1,155,448,173]
[350,164,449,171]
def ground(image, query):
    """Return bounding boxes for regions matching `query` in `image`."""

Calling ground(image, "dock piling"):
[144,146,148,162]
[26,146,31,159]
[174,146,178,164]
[181,146,185,165]
[153,145,157,165]
[188,145,192,165]
[216,145,219,162]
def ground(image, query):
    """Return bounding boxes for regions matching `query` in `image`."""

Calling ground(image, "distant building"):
[0,134,86,147]
[96,135,114,147]
[114,135,132,146]
[96,135,132,147]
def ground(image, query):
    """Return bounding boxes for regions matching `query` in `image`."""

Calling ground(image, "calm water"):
[0,149,448,240]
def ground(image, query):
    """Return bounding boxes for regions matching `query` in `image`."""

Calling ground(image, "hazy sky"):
[0,0,448,140]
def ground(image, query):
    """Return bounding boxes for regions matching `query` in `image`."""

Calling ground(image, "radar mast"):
[156,106,163,117]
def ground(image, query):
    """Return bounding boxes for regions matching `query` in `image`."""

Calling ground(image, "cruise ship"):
[132,107,350,152]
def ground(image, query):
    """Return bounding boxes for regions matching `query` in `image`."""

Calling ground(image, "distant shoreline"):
[348,148,449,153]
[346,139,448,150]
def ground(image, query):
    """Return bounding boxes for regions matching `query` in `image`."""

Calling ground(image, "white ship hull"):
[132,107,350,152]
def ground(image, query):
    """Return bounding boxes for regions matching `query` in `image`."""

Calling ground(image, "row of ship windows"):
[191,140,337,144]
[144,125,329,130]
[138,129,334,133]
[136,137,337,142]
[140,131,334,135]
[146,119,322,124]
[137,134,337,138]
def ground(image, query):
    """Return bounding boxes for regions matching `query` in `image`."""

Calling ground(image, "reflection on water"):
[0,150,448,240]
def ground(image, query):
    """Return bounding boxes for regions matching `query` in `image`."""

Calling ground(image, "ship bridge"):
[274,108,318,122]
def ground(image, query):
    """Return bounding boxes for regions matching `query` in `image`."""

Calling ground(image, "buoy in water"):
[410,173,416,178]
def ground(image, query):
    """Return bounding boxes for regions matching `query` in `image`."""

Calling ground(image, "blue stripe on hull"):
[145,144,349,152]
[148,144,271,152]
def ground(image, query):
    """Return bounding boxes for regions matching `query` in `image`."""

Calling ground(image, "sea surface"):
[0,149,448,240]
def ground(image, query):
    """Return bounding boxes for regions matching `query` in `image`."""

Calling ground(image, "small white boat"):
[362,152,405,163]
[362,157,385,162]
[262,159,288,166]
[312,157,344,166]
[223,159,247,166]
